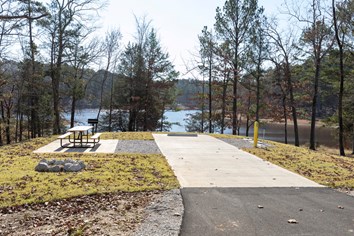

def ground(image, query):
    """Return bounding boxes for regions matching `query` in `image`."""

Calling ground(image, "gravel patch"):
[115,140,162,154]
[218,138,254,149]
[133,189,184,236]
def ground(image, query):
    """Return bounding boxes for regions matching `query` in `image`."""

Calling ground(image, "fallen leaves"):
[0,191,160,235]
[288,219,298,224]
[101,132,154,140]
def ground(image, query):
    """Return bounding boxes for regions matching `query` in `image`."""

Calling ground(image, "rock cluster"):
[35,159,86,172]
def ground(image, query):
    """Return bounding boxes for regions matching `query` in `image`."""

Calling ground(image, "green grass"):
[242,140,354,189]
[0,136,179,208]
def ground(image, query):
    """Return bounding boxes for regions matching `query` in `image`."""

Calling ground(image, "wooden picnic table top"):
[67,126,93,132]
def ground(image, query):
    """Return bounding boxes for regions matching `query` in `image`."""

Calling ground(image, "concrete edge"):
[167,133,198,137]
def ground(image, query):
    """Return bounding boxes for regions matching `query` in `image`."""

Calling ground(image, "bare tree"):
[199,26,216,133]
[285,0,334,149]
[266,19,301,146]
[0,0,48,20]
[64,35,101,128]
[42,0,106,134]
[97,27,121,131]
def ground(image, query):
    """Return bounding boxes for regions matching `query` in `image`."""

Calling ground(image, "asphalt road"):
[181,187,354,236]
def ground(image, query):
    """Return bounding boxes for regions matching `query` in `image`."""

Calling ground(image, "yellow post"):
[254,121,259,148]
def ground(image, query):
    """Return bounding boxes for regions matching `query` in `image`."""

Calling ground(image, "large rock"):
[64,163,83,172]
[78,161,86,169]
[54,160,64,165]
[48,165,62,172]
[35,159,85,172]
[35,162,49,172]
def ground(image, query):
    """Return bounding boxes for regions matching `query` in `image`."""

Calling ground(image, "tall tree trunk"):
[160,101,165,132]
[27,115,30,139]
[246,116,250,137]
[0,121,2,146]
[128,74,135,131]
[128,109,135,131]
[285,62,299,146]
[232,69,238,135]
[256,64,261,122]
[70,92,76,128]
[28,1,39,139]
[246,84,251,137]
[15,110,19,142]
[332,0,345,156]
[310,60,321,150]
[5,105,11,144]
[19,112,23,142]
[108,76,114,132]
[221,81,227,134]
[201,77,205,133]
[208,54,212,133]
[52,70,61,134]
[337,43,345,156]
[143,74,151,131]
[97,70,109,120]
[282,96,288,144]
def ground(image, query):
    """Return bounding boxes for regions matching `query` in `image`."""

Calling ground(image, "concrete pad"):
[153,134,322,188]
[33,140,118,153]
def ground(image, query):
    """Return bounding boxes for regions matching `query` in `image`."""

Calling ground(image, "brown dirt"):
[0,191,161,236]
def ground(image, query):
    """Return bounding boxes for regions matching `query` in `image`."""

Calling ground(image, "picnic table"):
[58,126,101,148]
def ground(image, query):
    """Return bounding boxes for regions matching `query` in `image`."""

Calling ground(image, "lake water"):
[65,109,340,148]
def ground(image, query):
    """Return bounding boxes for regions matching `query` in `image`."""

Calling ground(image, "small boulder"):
[48,159,56,165]
[48,165,61,172]
[78,161,86,169]
[63,163,73,172]
[54,160,64,165]
[64,163,82,172]
[35,162,49,172]
[69,163,83,172]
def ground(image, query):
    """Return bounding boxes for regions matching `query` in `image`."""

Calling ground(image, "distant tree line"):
[185,0,354,156]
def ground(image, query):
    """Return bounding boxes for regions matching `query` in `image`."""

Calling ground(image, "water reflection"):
[225,123,340,148]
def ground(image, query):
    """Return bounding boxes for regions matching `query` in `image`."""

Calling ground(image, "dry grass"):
[0,137,179,208]
[243,140,354,189]
[100,132,154,140]
[209,133,245,139]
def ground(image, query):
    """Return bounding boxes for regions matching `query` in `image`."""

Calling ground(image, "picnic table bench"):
[58,132,73,148]
[90,133,102,145]
[58,126,102,148]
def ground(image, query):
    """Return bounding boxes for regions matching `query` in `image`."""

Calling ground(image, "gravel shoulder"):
[217,138,254,149]
[115,140,162,154]
[133,189,184,236]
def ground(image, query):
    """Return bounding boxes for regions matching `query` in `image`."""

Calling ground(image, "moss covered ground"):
[101,132,154,140]
[243,140,354,189]
[0,135,178,208]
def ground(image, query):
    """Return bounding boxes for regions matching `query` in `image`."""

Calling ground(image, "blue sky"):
[99,0,285,75]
